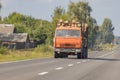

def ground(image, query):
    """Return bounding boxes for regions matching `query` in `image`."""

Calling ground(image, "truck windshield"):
[55,30,80,37]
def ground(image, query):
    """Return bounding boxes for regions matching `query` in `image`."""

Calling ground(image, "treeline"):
[1,12,53,45]
[0,1,114,49]
[51,1,114,49]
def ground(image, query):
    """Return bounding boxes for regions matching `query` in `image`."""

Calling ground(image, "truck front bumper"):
[55,48,81,53]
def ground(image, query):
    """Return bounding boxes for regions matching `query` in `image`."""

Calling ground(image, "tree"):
[52,6,66,27]
[67,1,100,49]
[100,18,114,44]
[0,2,2,23]
[0,2,1,13]
[3,12,53,44]
[87,17,99,48]
[68,1,92,23]
[52,1,100,49]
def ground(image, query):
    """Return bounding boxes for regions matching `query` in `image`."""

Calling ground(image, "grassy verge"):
[101,43,117,51]
[0,45,53,62]
[89,43,117,52]
[0,44,117,62]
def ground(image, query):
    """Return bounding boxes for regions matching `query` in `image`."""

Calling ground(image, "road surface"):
[0,47,120,80]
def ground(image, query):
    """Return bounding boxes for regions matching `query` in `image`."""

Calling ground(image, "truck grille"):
[60,44,75,48]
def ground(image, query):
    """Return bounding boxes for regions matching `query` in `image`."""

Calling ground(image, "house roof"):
[0,33,29,42]
[0,24,14,33]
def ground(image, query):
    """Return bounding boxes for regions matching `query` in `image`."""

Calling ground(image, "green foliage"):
[3,12,53,45]
[14,24,27,33]
[101,43,115,51]
[0,2,1,9]
[68,1,92,23]
[52,6,67,28]
[0,2,2,23]
[88,17,99,48]
[34,45,53,53]
[0,49,53,62]
[99,18,114,44]
[0,46,9,55]
[53,6,65,17]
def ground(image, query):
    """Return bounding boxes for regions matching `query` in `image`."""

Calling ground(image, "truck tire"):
[60,54,64,58]
[64,54,68,58]
[77,52,81,59]
[84,47,88,59]
[82,47,88,59]
[59,53,68,58]
[81,47,88,59]
[54,52,59,58]
[81,47,84,59]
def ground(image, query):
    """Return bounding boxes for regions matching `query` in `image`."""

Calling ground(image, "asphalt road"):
[0,47,120,80]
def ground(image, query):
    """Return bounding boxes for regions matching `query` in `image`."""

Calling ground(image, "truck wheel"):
[64,54,68,58]
[62,53,68,58]
[77,52,81,59]
[81,47,87,59]
[60,54,63,58]
[81,47,84,59]
[54,52,59,58]
[84,47,88,59]
[83,47,88,59]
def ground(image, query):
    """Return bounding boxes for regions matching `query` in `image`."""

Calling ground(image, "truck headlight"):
[55,48,60,52]
[76,49,81,52]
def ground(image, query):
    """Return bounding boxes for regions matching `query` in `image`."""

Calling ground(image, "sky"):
[0,0,120,36]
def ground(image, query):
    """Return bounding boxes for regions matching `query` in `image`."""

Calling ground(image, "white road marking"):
[38,72,48,75]
[68,64,74,67]
[55,67,63,70]
[87,60,90,61]
[77,62,81,64]
[82,60,86,62]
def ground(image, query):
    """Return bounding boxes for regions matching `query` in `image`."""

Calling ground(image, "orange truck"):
[53,20,88,59]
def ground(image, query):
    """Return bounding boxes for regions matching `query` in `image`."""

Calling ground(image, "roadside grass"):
[0,45,53,62]
[89,43,117,52]
[101,43,116,51]
[0,44,117,62]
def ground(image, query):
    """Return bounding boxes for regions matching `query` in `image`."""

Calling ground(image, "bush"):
[101,43,115,50]
[0,46,9,55]
[34,45,53,53]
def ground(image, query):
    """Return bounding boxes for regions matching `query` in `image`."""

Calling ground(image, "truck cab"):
[53,20,88,59]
